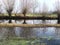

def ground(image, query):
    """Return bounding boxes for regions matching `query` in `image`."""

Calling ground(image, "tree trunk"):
[23,14,26,24]
[58,14,60,24]
[8,12,12,23]
[15,13,17,23]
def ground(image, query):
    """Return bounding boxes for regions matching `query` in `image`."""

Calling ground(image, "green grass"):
[0,39,35,45]
[0,39,26,45]
[0,37,53,45]
[0,13,57,17]
[0,38,42,45]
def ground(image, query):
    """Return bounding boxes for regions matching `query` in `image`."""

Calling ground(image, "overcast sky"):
[0,0,59,13]
[38,0,56,11]
[14,0,58,12]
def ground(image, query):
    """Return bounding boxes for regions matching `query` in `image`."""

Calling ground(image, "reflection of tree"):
[55,28,60,38]
[20,27,33,39]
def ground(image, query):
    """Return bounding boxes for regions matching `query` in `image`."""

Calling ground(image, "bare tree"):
[32,0,38,13]
[41,2,48,20]
[0,3,3,22]
[20,0,34,24]
[39,2,48,23]
[0,4,2,14]
[32,0,38,24]
[55,0,60,24]
[3,0,15,23]
[0,2,4,16]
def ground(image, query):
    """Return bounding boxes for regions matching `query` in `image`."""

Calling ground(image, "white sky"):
[0,0,59,12]
[38,0,56,11]
[14,0,58,13]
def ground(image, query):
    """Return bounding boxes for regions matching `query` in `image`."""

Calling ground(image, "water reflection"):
[0,20,60,39]
[14,20,58,38]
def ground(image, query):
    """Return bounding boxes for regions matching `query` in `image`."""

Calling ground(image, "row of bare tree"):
[0,0,59,23]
